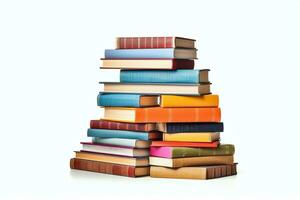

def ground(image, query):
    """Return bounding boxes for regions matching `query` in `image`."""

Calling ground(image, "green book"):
[150,144,235,158]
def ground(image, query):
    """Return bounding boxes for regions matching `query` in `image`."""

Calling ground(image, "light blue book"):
[120,69,209,84]
[104,48,197,59]
[87,129,160,141]
[97,93,158,107]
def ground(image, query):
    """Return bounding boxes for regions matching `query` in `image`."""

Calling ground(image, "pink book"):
[150,146,173,158]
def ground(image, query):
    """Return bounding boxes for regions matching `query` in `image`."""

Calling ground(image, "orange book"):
[103,107,221,123]
[160,94,219,107]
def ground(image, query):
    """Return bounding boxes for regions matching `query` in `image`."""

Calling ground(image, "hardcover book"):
[81,142,149,157]
[101,59,194,70]
[160,94,218,107]
[151,141,220,148]
[150,163,237,179]
[90,120,157,132]
[157,122,224,133]
[149,155,234,168]
[103,107,221,123]
[88,129,161,140]
[163,132,220,142]
[102,82,210,95]
[120,69,209,84]
[70,158,150,177]
[105,48,197,59]
[150,144,235,158]
[116,36,195,49]
[92,138,150,148]
[75,151,149,166]
[97,93,159,107]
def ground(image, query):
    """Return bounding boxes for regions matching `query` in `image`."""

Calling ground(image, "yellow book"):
[163,132,220,142]
[160,94,219,108]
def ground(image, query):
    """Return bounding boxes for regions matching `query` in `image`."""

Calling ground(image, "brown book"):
[70,158,150,177]
[149,155,234,168]
[150,163,237,179]
[90,120,157,132]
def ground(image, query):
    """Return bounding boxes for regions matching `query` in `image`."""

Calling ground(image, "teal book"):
[120,69,209,84]
[88,129,161,141]
[97,93,158,107]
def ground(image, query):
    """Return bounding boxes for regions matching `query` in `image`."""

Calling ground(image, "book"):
[150,163,237,179]
[87,129,161,140]
[163,132,220,142]
[157,122,224,133]
[160,94,218,107]
[149,155,234,168]
[151,141,220,148]
[97,93,159,107]
[150,144,235,158]
[81,142,149,157]
[75,151,149,166]
[120,69,209,84]
[100,59,194,70]
[103,107,221,123]
[70,158,150,177]
[92,138,150,148]
[105,48,197,59]
[90,120,157,132]
[116,36,195,49]
[102,82,211,95]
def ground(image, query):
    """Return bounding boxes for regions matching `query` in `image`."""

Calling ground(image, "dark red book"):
[116,37,195,49]
[70,158,149,177]
[90,120,157,132]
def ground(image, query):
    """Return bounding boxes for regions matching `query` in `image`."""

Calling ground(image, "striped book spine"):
[116,37,174,49]
[90,120,157,132]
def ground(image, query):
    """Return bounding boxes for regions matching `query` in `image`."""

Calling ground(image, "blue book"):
[104,48,197,59]
[87,129,161,141]
[97,93,158,107]
[120,69,209,84]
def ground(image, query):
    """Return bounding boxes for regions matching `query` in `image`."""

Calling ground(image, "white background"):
[0,0,299,199]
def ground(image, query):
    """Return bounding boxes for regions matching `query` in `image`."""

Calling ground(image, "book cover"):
[97,93,158,107]
[160,94,218,107]
[150,163,237,179]
[70,158,150,177]
[103,107,221,123]
[100,59,194,70]
[116,36,195,49]
[105,48,197,59]
[90,120,157,132]
[120,69,209,84]
[149,155,234,168]
[158,122,224,133]
[150,144,235,158]
[151,141,220,148]
[163,132,220,142]
[81,142,149,157]
[92,138,150,148]
[102,82,210,95]
[87,128,161,140]
[75,151,149,166]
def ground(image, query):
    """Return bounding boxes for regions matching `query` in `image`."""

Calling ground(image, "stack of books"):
[70,36,237,179]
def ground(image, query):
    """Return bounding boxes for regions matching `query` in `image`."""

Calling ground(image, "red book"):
[70,158,149,177]
[116,37,195,49]
[151,141,220,148]
[90,120,157,132]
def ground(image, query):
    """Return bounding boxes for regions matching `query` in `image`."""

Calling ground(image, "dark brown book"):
[90,120,157,132]
[70,158,150,177]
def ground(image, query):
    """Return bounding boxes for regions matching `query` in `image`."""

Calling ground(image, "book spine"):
[92,138,137,147]
[90,120,154,132]
[172,59,194,69]
[120,70,200,83]
[70,158,136,177]
[116,37,174,49]
[163,132,218,142]
[160,94,219,108]
[163,122,224,133]
[105,49,174,59]
[97,93,141,107]
[87,129,150,140]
